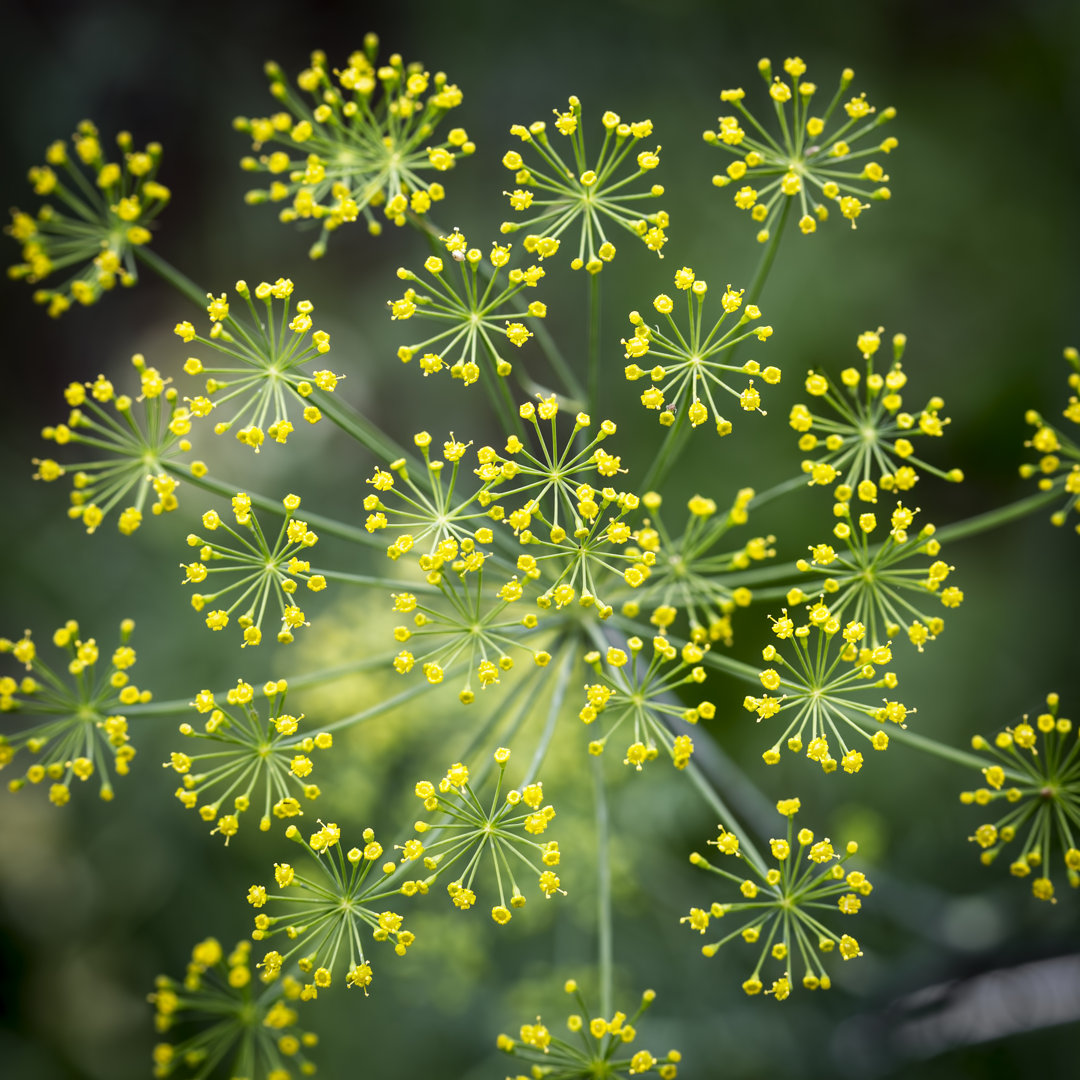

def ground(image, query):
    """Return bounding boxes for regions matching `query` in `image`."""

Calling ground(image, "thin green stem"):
[639,408,690,493]
[746,197,792,307]
[683,760,767,873]
[593,754,613,1019]
[134,245,207,308]
[933,489,1059,544]
[587,272,602,412]
[523,644,573,785]
[890,726,988,772]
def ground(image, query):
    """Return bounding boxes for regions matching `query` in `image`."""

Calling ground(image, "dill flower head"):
[706,58,896,242]
[623,268,778,434]
[794,494,962,651]
[389,230,547,389]
[619,489,772,646]
[390,540,548,706]
[743,602,913,774]
[182,493,327,647]
[404,749,563,922]
[250,821,413,1000]
[496,980,682,1078]
[236,37,473,257]
[1019,346,1080,533]
[174,277,340,451]
[0,618,148,804]
[684,798,872,998]
[165,678,332,842]
[579,635,714,771]
[149,936,317,1080]
[366,430,499,557]
[962,692,1080,902]
[6,120,170,316]
[791,329,963,493]
[500,97,669,272]
[480,398,654,616]
[34,354,202,536]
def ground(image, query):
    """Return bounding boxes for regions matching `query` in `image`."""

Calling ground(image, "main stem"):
[593,755,614,1018]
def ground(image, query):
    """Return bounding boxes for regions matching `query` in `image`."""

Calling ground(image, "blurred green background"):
[2,0,1079,1077]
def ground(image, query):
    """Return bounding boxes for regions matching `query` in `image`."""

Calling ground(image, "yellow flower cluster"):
[237,37,472,256]
[500,96,668,272]
[0,618,146,803]
[34,354,201,536]
[706,58,896,242]
[6,120,170,315]
[623,267,777,434]
[685,799,871,998]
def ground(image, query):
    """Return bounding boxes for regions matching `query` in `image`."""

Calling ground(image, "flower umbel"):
[0,618,147,803]
[237,38,472,257]
[7,120,170,316]
[623,268,777,435]
[182,493,327,647]
[794,495,961,650]
[744,603,912,774]
[496,980,681,1078]
[500,97,668,272]
[621,489,771,646]
[174,277,339,451]
[166,678,332,841]
[791,330,961,494]
[405,750,563,921]
[481,399,654,615]
[390,231,547,389]
[390,540,548,706]
[366,431,498,556]
[685,799,871,997]
[1020,346,1080,534]
[963,692,1080,902]
[34,354,200,536]
[149,937,317,1080]
[579,635,714,771]
[252,821,413,999]
[706,58,896,242]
